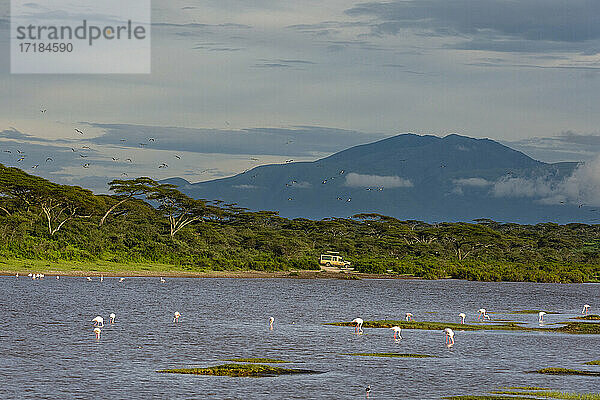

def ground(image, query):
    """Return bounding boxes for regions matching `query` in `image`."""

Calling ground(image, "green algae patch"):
[326,320,526,332]
[220,358,289,364]
[327,320,600,334]
[343,352,434,358]
[552,322,600,334]
[492,390,600,399]
[507,310,557,315]
[574,315,600,320]
[444,396,534,400]
[157,363,321,377]
[534,367,600,377]
[584,360,600,366]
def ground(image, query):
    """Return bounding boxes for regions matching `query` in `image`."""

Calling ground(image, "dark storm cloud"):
[85,123,388,157]
[346,0,600,52]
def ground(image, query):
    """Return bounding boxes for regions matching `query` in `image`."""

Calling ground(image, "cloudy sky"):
[1,0,600,192]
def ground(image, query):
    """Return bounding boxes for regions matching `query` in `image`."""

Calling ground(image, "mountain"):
[164,133,587,224]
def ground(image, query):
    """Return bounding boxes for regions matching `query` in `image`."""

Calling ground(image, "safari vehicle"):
[319,251,351,268]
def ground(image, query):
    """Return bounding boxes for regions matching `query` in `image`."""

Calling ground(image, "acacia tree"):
[99,177,158,226]
[0,164,42,213]
[147,184,210,238]
[38,183,98,235]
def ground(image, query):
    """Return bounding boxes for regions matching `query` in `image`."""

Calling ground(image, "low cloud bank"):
[345,173,413,188]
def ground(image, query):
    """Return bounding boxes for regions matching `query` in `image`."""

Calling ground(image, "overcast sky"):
[1,0,600,191]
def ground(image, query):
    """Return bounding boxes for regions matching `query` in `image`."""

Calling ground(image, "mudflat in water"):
[0,277,598,399]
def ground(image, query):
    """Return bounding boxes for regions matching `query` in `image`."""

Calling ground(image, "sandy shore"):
[1,269,415,280]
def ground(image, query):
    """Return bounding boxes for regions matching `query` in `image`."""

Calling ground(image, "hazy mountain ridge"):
[163,134,590,224]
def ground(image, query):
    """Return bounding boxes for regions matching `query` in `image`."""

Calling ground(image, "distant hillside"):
[164,133,586,224]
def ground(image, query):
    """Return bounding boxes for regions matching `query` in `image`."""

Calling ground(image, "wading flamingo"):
[459,313,466,324]
[269,316,274,330]
[366,385,371,398]
[15,273,18,278]
[390,326,402,340]
[173,312,181,323]
[119,277,125,282]
[109,313,116,324]
[27,273,32,277]
[86,277,92,282]
[352,318,364,334]
[94,327,101,339]
[405,313,414,322]
[538,311,546,323]
[444,328,454,345]
[100,275,104,282]
[477,309,490,321]
[92,316,104,327]
[160,277,166,283]
[56,275,59,280]
[582,304,591,315]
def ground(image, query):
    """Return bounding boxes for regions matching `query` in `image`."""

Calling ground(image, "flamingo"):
[173,312,181,323]
[160,277,166,283]
[100,275,104,282]
[109,313,116,324]
[366,385,371,399]
[27,273,32,277]
[459,313,466,324]
[269,316,274,330]
[477,308,490,321]
[86,277,92,282]
[405,313,414,322]
[92,316,104,327]
[56,275,59,280]
[582,304,591,315]
[390,326,402,340]
[538,311,546,323]
[444,328,454,345]
[119,277,125,282]
[93,327,101,339]
[352,318,364,334]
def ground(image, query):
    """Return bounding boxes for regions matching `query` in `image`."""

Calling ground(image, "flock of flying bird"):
[351,304,593,347]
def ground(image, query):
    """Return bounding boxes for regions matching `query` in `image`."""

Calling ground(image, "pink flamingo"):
[477,308,490,321]
[444,328,454,345]
[459,313,466,324]
[269,316,274,330]
[93,327,101,339]
[390,326,402,340]
[538,311,546,323]
[173,312,181,323]
[109,313,116,324]
[92,316,104,327]
[582,304,591,315]
[352,318,364,334]
[405,313,414,322]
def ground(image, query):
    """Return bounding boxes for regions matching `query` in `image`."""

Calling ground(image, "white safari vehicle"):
[319,252,352,268]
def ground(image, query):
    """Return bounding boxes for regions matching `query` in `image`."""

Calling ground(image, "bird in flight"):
[3,150,11,153]
[159,163,168,168]
[148,138,155,142]
[82,163,90,168]
[125,159,132,163]
[81,146,90,150]
[75,129,84,135]
[46,158,53,162]
[71,148,76,152]
[112,157,119,161]
[40,108,47,113]
[17,150,24,154]
[17,157,25,162]
[139,143,147,147]
[79,154,88,158]
[31,164,39,169]
[174,155,181,159]
[121,173,128,176]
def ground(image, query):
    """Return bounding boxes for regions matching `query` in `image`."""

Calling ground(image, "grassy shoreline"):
[0,259,416,279]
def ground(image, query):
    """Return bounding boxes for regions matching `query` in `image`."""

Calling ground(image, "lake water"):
[0,277,598,399]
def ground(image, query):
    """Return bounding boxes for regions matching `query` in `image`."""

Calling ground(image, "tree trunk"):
[99,197,130,227]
